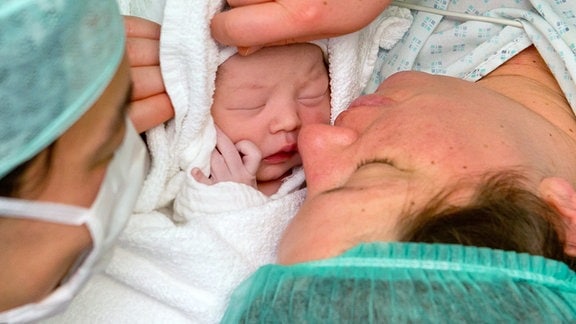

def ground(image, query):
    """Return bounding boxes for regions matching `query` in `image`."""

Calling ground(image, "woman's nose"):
[298,124,358,193]
[300,124,358,150]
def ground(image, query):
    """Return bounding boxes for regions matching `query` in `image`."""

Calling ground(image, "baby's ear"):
[539,177,576,256]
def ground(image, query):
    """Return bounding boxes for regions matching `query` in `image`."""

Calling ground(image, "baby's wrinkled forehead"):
[218,40,328,66]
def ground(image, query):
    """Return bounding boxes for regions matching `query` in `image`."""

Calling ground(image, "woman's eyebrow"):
[120,84,134,115]
[112,84,133,129]
[88,84,135,166]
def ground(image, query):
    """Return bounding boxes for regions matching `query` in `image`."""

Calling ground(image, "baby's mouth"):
[263,144,298,164]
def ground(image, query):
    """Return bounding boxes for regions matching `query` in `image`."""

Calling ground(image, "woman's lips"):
[348,93,395,109]
[263,144,298,164]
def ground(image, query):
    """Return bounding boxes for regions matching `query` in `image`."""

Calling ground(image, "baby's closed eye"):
[298,87,329,106]
[227,103,266,111]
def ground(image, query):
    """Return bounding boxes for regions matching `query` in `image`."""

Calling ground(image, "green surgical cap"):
[0,0,125,179]
[222,243,576,323]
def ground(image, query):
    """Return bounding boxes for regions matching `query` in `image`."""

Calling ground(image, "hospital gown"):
[368,0,575,111]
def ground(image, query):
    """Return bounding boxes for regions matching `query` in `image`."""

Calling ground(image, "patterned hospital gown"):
[366,0,576,111]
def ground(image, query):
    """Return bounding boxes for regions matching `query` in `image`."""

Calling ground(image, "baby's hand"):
[192,127,261,188]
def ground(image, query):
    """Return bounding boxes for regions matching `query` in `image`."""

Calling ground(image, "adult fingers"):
[129,94,174,133]
[211,2,328,47]
[124,16,161,67]
[123,16,171,133]
[211,0,392,48]
[126,37,160,67]
[124,16,161,40]
[127,49,170,133]
[131,66,164,100]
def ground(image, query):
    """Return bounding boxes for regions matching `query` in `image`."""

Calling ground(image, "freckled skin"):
[278,68,576,264]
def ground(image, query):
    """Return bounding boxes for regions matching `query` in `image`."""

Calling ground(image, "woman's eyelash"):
[356,158,395,169]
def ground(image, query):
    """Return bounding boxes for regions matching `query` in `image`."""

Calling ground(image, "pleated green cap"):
[0,0,125,178]
[223,243,576,323]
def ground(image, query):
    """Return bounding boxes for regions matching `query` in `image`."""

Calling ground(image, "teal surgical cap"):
[0,0,125,179]
[222,243,576,323]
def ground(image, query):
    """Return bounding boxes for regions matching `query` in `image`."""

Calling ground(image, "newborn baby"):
[192,42,331,195]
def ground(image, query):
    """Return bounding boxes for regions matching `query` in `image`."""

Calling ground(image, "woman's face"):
[278,71,576,264]
[19,55,132,208]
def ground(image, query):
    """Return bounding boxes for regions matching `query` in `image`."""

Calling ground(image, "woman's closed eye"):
[356,158,397,171]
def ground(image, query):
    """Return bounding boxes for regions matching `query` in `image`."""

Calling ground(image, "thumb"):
[235,140,262,175]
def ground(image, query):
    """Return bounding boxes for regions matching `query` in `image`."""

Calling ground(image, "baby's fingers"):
[209,148,233,182]
[235,140,262,175]
[214,127,252,174]
[191,167,214,185]
[215,126,240,158]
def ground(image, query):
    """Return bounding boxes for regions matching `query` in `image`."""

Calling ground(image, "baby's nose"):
[269,102,301,133]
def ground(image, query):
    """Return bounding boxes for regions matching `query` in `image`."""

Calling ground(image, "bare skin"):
[278,46,576,264]
[204,44,330,195]
[478,46,574,138]
[211,0,393,53]
[124,16,173,133]
[119,17,576,263]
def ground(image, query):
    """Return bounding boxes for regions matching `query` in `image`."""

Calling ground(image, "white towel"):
[133,2,413,213]
[42,1,412,323]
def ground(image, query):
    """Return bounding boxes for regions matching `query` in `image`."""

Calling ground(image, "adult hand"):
[192,127,261,188]
[124,16,174,133]
[211,0,393,53]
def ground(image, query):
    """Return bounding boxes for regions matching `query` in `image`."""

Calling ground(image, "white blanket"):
[42,1,412,323]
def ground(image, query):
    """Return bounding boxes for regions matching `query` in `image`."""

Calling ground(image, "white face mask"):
[0,118,149,320]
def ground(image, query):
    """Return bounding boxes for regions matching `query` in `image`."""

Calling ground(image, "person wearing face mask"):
[0,0,153,322]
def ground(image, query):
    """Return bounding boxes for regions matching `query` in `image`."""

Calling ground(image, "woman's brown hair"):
[400,172,576,270]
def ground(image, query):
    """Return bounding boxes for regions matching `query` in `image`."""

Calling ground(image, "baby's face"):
[212,43,331,189]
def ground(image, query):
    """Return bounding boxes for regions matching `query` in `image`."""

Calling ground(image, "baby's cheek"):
[300,103,331,125]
